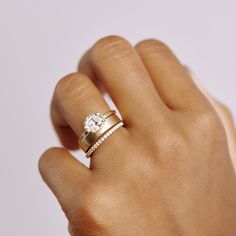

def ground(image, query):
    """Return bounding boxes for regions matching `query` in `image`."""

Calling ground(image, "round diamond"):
[84,112,105,133]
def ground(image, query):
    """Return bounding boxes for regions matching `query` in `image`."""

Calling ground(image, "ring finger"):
[51,72,128,167]
[78,36,168,128]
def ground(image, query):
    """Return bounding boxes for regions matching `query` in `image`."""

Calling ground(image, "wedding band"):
[78,111,123,155]
[86,121,124,158]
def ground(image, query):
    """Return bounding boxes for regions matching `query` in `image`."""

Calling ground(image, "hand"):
[189,73,236,170]
[39,36,236,236]
[214,101,236,169]
[203,92,236,170]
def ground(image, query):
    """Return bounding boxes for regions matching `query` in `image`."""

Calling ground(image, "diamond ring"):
[79,110,115,143]
[78,110,123,157]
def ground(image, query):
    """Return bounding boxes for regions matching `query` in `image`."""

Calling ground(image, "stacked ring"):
[78,110,115,145]
[78,110,124,158]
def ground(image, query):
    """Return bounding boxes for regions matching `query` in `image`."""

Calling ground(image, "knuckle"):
[136,39,170,54]
[55,72,86,94]
[158,131,186,156]
[83,188,109,211]
[217,101,234,121]
[54,72,91,102]
[148,121,186,157]
[76,187,113,226]
[193,109,223,135]
[92,35,132,60]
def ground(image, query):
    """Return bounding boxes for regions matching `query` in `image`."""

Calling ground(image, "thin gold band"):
[79,113,121,152]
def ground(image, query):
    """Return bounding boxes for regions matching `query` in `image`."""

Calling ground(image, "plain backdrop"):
[0,0,236,235]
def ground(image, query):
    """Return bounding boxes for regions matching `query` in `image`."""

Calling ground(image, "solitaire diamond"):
[84,112,105,133]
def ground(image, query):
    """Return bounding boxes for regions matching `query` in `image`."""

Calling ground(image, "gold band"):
[79,113,121,152]
[86,121,124,158]
[78,110,115,143]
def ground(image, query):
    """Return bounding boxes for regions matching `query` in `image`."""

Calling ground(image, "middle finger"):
[79,35,168,127]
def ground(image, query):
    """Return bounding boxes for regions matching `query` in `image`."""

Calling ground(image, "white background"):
[0,0,235,235]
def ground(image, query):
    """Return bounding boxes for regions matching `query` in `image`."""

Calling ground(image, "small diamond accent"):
[84,112,105,133]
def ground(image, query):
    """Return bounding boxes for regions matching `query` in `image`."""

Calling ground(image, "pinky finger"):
[188,71,236,170]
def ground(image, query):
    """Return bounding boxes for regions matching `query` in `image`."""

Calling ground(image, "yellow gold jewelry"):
[78,111,123,155]
[79,110,115,142]
[86,121,124,158]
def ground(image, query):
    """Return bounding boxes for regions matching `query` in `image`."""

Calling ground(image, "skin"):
[39,36,236,236]
[194,83,236,169]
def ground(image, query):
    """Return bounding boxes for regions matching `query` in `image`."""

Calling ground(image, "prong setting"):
[84,112,105,133]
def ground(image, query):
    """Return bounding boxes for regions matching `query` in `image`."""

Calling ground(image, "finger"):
[52,121,79,150]
[78,50,106,95]
[79,35,167,127]
[135,39,210,111]
[213,102,236,154]
[51,72,127,167]
[189,72,236,170]
[38,147,91,214]
[51,72,111,148]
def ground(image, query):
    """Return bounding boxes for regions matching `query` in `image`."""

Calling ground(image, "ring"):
[78,110,124,157]
[78,110,115,142]
[86,121,124,158]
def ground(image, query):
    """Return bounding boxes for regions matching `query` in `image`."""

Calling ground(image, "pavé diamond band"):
[86,121,124,158]
[78,110,124,157]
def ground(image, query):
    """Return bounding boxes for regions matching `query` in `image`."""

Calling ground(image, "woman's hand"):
[189,72,236,170]
[39,36,236,236]
[204,94,236,169]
